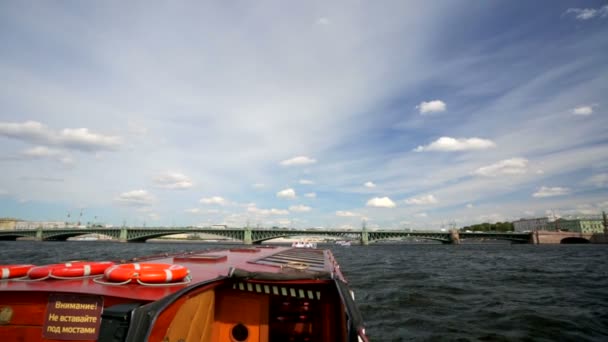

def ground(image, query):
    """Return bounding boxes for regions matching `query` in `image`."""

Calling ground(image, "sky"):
[1,1,607,229]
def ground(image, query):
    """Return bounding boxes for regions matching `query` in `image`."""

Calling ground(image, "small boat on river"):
[0,246,368,341]
[291,240,317,248]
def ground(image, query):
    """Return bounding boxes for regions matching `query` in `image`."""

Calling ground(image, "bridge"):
[0,227,535,244]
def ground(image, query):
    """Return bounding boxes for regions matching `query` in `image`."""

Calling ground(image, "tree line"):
[460,221,514,232]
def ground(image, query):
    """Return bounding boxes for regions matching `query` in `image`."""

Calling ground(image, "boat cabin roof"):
[2,246,344,301]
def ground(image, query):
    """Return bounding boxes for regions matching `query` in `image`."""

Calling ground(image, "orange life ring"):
[27,261,115,279]
[1,264,35,279]
[104,263,189,283]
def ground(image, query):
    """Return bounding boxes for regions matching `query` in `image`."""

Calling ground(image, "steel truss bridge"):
[0,227,532,244]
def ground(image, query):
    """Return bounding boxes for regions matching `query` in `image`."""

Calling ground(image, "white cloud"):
[316,17,330,25]
[564,5,608,20]
[299,179,314,185]
[200,196,228,205]
[289,205,312,212]
[277,188,296,199]
[532,186,570,198]
[572,105,594,116]
[585,173,608,188]
[22,146,62,158]
[184,208,201,213]
[405,194,438,205]
[252,183,265,189]
[115,190,155,206]
[21,145,73,164]
[59,128,122,151]
[154,172,193,190]
[147,213,161,220]
[414,137,496,152]
[366,196,396,208]
[416,100,446,114]
[247,206,289,216]
[473,158,528,177]
[0,121,122,152]
[304,192,316,198]
[280,156,317,166]
[466,203,474,209]
[364,181,376,188]
[336,210,360,217]
[415,212,428,218]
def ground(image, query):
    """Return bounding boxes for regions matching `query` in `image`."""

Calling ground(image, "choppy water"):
[2,241,608,341]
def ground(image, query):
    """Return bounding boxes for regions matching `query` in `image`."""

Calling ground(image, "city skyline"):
[1,1,607,229]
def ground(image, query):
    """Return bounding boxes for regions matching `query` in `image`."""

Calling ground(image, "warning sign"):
[43,293,103,340]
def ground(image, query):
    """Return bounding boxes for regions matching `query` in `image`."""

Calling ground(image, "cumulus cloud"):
[336,210,360,217]
[59,128,122,151]
[299,179,314,185]
[247,206,289,216]
[115,190,155,206]
[154,172,193,190]
[532,186,570,198]
[366,196,396,208]
[364,181,376,188]
[0,121,122,152]
[414,137,496,152]
[416,100,446,114]
[304,192,316,198]
[564,5,608,20]
[277,188,296,199]
[473,158,528,177]
[405,194,438,205]
[280,156,317,166]
[200,196,228,205]
[289,205,312,212]
[571,105,595,116]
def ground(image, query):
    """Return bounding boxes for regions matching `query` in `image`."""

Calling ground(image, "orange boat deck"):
[0,246,367,342]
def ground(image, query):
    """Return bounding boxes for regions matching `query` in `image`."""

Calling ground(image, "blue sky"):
[1,1,607,229]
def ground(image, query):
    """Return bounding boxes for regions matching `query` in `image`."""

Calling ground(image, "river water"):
[1,241,607,341]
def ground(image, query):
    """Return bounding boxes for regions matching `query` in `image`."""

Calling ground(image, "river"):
[1,241,607,341]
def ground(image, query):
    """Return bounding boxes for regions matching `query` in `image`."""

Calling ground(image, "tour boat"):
[0,246,368,341]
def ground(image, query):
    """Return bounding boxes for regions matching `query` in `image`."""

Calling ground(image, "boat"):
[291,240,317,248]
[0,246,368,341]
[335,240,352,247]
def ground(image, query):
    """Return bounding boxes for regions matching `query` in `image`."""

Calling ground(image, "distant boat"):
[292,240,317,248]
[336,240,352,247]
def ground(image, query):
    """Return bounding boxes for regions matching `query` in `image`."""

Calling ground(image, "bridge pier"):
[449,230,460,244]
[243,228,252,245]
[35,227,43,241]
[119,228,128,243]
[360,228,369,245]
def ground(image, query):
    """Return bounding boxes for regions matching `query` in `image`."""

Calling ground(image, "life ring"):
[27,261,115,279]
[104,263,189,283]
[1,264,35,279]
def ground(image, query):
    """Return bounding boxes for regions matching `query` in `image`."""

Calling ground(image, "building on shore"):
[512,217,548,232]
[547,218,604,233]
[0,218,19,230]
[15,221,68,229]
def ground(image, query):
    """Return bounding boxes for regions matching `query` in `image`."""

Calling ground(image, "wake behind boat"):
[0,246,368,341]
